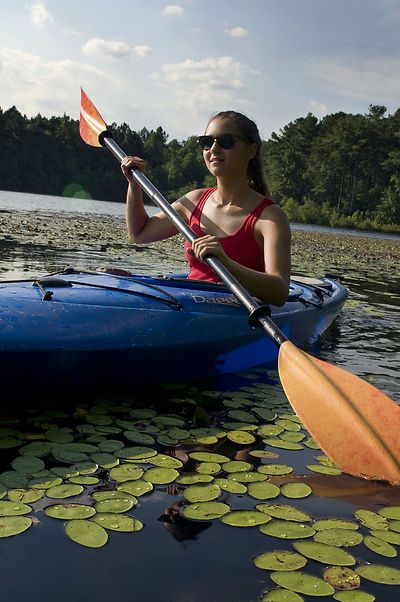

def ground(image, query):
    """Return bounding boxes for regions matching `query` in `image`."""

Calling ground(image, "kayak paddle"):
[79,87,400,484]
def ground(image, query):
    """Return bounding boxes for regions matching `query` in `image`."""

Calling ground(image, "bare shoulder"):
[175,188,209,217]
[260,202,290,229]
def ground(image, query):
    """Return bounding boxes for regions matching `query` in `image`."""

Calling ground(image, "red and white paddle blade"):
[79,87,107,147]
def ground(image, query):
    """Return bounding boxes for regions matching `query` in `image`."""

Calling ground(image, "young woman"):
[121,111,291,305]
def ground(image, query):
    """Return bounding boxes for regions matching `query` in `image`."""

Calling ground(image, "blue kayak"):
[0,268,347,391]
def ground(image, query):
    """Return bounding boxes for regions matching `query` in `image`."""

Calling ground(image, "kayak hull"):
[0,269,348,391]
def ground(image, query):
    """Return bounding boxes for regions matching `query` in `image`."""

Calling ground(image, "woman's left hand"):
[187,235,229,263]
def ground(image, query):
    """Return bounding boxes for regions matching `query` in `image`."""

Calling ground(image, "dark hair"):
[207,111,270,196]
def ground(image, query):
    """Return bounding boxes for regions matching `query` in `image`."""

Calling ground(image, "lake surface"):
[0,190,400,601]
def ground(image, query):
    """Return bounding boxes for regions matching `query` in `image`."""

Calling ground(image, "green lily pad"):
[195,462,221,475]
[249,450,279,459]
[124,430,156,445]
[363,535,397,557]
[256,503,312,522]
[72,461,99,475]
[94,497,134,513]
[0,438,21,449]
[313,518,359,531]
[354,509,389,530]
[65,519,108,548]
[213,478,247,494]
[11,456,45,474]
[8,489,45,504]
[378,506,400,520]
[221,509,271,527]
[52,449,89,464]
[0,484,7,500]
[183,501,230,521]
[90,453,119,469]
[221,460,253,473]
[143,467,180,485]
[258,464,293,476]
[228,471,267,483]
[91,490,137,502]
[109,465,144,482]
[314,528,363,547]
[280,483,312,499]
[279,432,305,443]
[254,550,307,571]
[183,483,221,503]
[264,439,303,451]
[176,473,214,485]
[189,452,230,464]
[333,591,376,601]
[114,446,158,461]
[19,442,52,457]
[51,467,79,478]
[44,504,96,520]
[45,429,74,443]
[69,475,99,485]
[247,481,281,500]
[306,464,342,475]
[270,571,334,596]
[355,563,400,585]
[293,541,356,566]
[369,529,400,545]
[0,516,32,538]
[224,422,257,432]
[117,479,153,497]
[303,438,321,450]
[228,410,256,423]
[0,472,28,489]
[97,440,124,453]
[226,430,256,445]
[92,513,143,532]
[322,566,360,590]
[389,520,400,533]
[46,484,84,499]
[258,425,285,437]
[0,500,32,516]
[130,408,157,419]
[148,454,183,469]
[260,520,316,539]
[251,407,277,421]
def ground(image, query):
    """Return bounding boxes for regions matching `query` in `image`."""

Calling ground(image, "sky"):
[1,0,400,142]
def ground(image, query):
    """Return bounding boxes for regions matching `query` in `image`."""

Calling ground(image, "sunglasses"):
[196,133,247,150]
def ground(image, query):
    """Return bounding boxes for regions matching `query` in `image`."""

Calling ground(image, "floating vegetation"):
[0,373,398,601]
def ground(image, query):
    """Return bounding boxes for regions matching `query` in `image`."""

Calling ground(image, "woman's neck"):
[215,179,254,206]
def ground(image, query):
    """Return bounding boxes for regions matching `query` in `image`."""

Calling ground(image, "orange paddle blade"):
[79,87,107,147]
[278,341,400,484]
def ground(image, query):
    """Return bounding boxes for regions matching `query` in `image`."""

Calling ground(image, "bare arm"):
[189,206,291,305]
[121,156,200,243]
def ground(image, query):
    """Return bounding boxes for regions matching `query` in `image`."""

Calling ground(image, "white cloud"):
[309,100,328,117]
[82,38,151,61]
[308,54,400,105]
[29,2,53,28]
[161,4,184,16]
[151,56,257,122]
[226,27,248,38]
[0,47,120,118]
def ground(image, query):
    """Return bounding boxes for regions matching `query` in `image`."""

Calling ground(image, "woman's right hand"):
[121,156,146,183]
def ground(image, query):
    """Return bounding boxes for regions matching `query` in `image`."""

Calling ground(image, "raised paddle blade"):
[79,87,107,147]
[278,340,400,484]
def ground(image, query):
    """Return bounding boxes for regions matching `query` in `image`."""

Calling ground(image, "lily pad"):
[148,454,183,469]
[258,425,284,437]
[0,500,32,516]
[354,509,389,530]
[264,439,303,451]
[8,489,45,504]
[69,475,99,485]
[313,518,359,531]
[258,464,293,476]
[44,504,96,520]
[369,529,400,545]
[249,450,279,459]
[92,513,143,532]
[322,567,360,590]
[195,462,221,475]
[189,452,230,464]
[247,481,281,500]
[183,483,221,503]
[94,497,134,513]
[143,467,180,485]
[90,453,119,469]
[97,440,124,453]
[109,465,144,483]
[176,473,214,485]
[221,509,271,527]
[46,484,84,499]
[363,535,397,557]
[28,476,63,490]
[117,479,153,497]
[256,503,312,523]
[183,502,230,521]
[124,430,156,445]
[262,590,304,601]
[91,490,138,503]
[65,519,108,548]
[293,541,356,566]
[270,571,335,596]
[260,520,316,540]
[306,464,342,475]
[281,483,312,499]
[254,550,307,571]
[213,478,247,494]
[221,460,253,473]
[11,456,45,474]
[228,471,267,483]
[378,506,400,520]
[333,591,376,601]
[0,516,32,538]
[114,446,157,461]
[251,407,277,421]
[314,528,363,547]
[226,430,256,445]
[355,563,400,585]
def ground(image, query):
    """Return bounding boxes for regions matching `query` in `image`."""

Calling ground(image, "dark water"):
[1,192,400,602]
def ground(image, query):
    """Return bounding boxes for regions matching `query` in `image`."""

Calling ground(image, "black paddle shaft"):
[100,131,288,348]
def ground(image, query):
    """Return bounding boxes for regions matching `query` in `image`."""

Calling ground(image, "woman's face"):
[202,118,257,178]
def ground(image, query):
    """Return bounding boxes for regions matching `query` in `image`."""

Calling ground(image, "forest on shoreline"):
[0,104,399,233]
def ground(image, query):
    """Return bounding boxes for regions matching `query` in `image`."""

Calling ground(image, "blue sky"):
[1,0,400,141]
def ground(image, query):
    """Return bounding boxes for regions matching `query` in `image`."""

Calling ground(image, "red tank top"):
[184,188,275,282]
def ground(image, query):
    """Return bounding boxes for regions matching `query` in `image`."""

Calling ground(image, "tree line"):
[0,104,399,232]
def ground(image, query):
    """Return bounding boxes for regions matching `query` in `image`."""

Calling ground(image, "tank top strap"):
[242,197,275,231]
[189,188,216,227]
